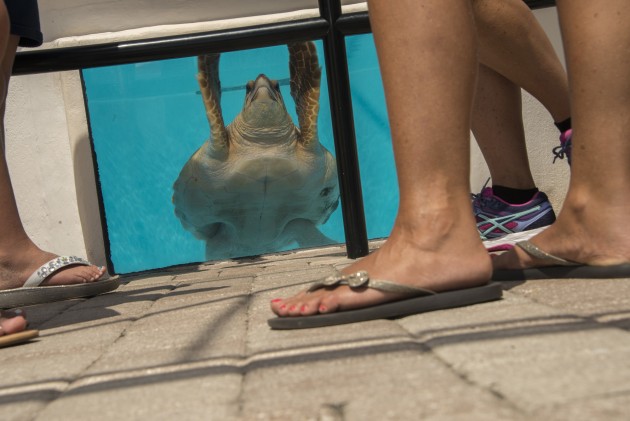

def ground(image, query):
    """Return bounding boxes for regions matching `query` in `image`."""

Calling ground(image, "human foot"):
[492,208,630,280]
[0,309,38,348]
[0,309,27,335]
[270,227,494,320]
[0,247,119,309]
[0,247,105,292]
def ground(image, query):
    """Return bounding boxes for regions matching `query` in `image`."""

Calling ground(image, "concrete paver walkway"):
[2,243,630,420]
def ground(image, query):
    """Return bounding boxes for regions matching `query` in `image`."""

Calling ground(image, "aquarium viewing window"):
[82,42,349,273]
[14,0,556,274]
[82,36,400,273]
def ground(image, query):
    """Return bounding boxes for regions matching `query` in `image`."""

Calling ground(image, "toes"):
[71,264,106,283]
[270,293,324,317]
[287,304,301,316]
[77,265,104,282]
[0,311,27,335]
[270,299,290,316]
[42,263,106,286]
[318,294,340,314]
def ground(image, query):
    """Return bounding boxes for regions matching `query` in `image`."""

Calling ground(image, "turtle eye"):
[272,80,280,92]
[246,81,254,94]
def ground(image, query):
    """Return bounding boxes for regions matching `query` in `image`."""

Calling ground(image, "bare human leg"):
[0,2,104,293]
[493,0,630,270]
[472,64,535,189]
[271,0,492,318]
[474,0,570,124]
[471,0,571,193]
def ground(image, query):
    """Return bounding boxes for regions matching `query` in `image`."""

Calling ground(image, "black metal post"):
[319,0,369,258]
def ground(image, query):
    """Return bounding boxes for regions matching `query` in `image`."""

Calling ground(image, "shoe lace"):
[471,178,491,213]
[553,131,572,164]
[552,143,569,163]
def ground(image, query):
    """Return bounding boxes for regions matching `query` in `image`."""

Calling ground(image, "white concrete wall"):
[38,0,366,43]
[5,3,569,271]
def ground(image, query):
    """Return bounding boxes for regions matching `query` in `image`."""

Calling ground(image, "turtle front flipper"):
[288,42,321,148]
[285,219,336,248]
[198,53,228,152]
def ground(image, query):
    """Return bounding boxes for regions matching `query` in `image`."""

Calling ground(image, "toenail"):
[319,305,327,312]
[280,305,287,310]
[289,305,296,311]
[300,305,307,312]
[271,299,282,303]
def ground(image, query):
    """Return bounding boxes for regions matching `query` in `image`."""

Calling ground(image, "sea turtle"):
[172,42,340,260]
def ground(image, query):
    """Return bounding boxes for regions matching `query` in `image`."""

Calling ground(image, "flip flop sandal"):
[0,256,120,309]
[0,329,39,348]
[492,240,630,281]
[268,271,502,330]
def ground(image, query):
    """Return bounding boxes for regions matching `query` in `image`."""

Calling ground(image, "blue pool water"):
[82,35,398,274]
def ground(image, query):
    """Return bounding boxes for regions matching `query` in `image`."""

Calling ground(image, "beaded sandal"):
[268,271,502,329]
[0,256,120,309]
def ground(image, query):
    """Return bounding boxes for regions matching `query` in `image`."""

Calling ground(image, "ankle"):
[492,185,539,204]
[0,239,42,269]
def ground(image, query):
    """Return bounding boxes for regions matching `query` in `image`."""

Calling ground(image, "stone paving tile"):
[398,288,630,415]
[171,267,222,283]
[0,350,103,404]
[252,265,337,298]
[34,371,242,421]
[399,292,577,351]
[240,349,528,420]
[115,273,177,288]
[4,243,630,420]
[83,277,252,374]
[505,278,630,323]
[535,392,630,421]
[0,386,66,421]
[148,275,251,308]
[454,328,630,414]
[18,300,81,327]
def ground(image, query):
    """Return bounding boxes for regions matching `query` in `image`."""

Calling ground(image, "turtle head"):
[236,74,294,139]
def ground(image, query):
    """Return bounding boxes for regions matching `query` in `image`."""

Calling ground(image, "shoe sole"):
[483,226,549,252]
[0,277,120,309]
[493,263,630,281]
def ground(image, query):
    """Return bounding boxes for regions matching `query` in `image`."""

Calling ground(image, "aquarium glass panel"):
[82,41,343,273]
[346,34,399,240]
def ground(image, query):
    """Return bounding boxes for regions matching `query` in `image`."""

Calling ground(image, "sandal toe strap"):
[515,241,578,266]
[23,256,91,288]
[308,271,436,296]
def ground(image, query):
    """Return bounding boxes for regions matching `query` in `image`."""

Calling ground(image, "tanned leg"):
[0,2,104,292]
[473,0,570,122]
[472,64,536,189]
[494,0,630,269]
[271,0,491,317]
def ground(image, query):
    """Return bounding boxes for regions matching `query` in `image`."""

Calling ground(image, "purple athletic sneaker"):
[472,188,556,241]
[553,128,572,165]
